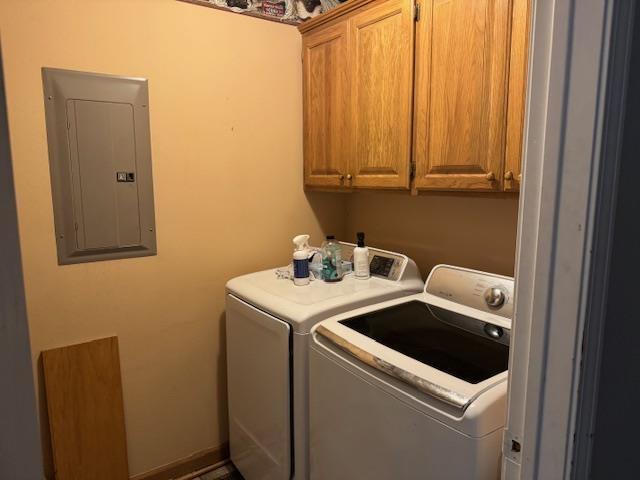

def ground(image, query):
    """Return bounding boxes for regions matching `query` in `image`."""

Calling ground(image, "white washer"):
[225,243,424,480]
[308,265,514,480]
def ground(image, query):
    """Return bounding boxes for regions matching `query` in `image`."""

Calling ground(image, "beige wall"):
[1,0,519,476]
[345,192,519,278]
[0,0,345,476]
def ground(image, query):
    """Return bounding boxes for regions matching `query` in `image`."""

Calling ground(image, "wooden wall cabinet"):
[302,22,350,188]
[300,0,530,193]
[301,0,414,190]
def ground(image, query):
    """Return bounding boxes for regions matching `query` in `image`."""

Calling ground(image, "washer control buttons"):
[370,255,395,278]
[484,323,504,339]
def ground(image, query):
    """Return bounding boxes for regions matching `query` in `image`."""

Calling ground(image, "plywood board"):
[42,337,129,480]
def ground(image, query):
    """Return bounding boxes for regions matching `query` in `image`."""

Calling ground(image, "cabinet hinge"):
[414,3,421,21]
[410,162,416,180]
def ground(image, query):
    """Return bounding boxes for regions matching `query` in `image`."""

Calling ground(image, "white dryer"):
[308,265,514,480]
[225,243,424,480]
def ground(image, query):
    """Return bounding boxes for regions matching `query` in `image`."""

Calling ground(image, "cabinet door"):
[303,22,350,188]
[413,0,512,191]
[504,0,531,191]
[349,0,414,189]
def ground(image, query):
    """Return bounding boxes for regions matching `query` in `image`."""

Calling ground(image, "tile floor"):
[192,463,243,480]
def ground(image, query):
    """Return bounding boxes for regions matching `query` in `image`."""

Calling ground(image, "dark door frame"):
[503,0,639,478]
[0,42,45,478]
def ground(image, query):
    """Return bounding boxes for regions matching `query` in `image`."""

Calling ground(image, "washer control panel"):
[425,265,514,319]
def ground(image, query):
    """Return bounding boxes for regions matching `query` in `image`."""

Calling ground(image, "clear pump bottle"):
[321,235,343,282]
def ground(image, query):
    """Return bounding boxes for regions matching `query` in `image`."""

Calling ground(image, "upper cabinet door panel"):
[414,0,511,191]
[349,0,414,189]
[303,22,350,188]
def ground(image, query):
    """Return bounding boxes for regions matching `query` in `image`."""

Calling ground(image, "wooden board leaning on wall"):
[42,337,129,480]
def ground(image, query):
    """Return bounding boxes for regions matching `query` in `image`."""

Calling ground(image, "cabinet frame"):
[504,0,532,191]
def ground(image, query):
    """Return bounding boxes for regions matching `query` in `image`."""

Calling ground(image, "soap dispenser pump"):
[292,234,311,286]
[353,232,370,279]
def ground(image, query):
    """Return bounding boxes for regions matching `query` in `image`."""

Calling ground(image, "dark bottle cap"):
[357,232,365,248]
[326,235,336,240]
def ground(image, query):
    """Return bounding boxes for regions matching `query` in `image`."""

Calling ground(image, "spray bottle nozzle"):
[293,234,310,251]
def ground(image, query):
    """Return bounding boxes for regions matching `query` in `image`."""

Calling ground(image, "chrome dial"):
[484,287,506,308]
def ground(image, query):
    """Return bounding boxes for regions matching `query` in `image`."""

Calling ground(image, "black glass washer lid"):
[339,300,509,384]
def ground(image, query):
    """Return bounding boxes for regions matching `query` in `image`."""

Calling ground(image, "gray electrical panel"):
[42,68,156,265]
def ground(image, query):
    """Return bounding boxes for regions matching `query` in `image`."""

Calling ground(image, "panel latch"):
[116,172,136,183]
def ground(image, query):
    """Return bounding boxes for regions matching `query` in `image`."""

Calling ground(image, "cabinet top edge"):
[298,0,379,33]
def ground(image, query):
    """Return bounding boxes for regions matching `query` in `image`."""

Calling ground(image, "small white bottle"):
[353,232,370,279]
[292,234,311,286]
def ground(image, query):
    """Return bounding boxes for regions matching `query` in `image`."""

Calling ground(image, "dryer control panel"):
[339,242,406,281]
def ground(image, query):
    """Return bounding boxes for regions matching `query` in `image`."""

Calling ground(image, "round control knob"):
[484,287,506,308]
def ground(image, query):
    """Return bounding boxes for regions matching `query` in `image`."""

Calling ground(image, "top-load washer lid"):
[225,243,424,333]
[339,300,509,384]
[313,264,514,410]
